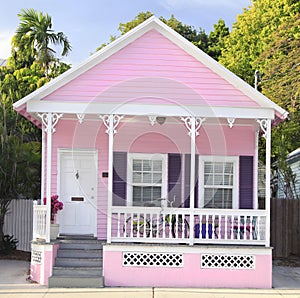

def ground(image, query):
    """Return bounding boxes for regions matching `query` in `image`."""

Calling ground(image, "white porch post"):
[41,127,46,202]
[38,113,62,243]
[100,114,123,243]
[257,119,271,247]
[181,117,205,245]
[253,130,259,209]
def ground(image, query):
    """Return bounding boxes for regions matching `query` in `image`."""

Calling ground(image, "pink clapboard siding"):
[43,30,259,108]
[115,120,255,156]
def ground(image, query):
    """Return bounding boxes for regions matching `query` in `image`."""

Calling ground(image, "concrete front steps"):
[48,235,104,288]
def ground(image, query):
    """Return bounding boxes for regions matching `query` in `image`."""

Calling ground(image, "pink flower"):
[43,194,64,222]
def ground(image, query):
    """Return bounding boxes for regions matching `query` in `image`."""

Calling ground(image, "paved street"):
[1,260,300,297]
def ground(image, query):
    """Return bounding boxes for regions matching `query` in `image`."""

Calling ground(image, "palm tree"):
[14,8,71,76]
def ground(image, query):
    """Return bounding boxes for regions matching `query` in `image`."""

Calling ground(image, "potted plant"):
[43,195,63,239]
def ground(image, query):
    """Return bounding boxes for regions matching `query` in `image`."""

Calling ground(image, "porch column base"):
[30,242,59,285]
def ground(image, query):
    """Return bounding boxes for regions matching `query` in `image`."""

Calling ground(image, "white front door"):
[59,150,97,236]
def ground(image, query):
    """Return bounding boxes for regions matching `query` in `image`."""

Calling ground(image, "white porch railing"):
[32,204,47,241]
[110,207,267,246]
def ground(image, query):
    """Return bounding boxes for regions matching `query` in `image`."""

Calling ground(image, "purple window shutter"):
[184,154,199,208]
[168,154,182,207]
[239,156,254,209]
[113,152,127,206]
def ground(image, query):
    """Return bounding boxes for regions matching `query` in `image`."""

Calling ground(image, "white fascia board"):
[27,101,275,120]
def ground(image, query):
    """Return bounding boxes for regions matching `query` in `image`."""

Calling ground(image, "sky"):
[0,0,251,66]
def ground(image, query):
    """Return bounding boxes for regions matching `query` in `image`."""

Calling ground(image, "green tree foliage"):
[97,12,229,60]
[220,0,300,85]
[207,19,229,61]
[0,82,41,250]
[0,9,71,250]
[220,0,300,198]
[13,8,71,76]
[260,12,300,156]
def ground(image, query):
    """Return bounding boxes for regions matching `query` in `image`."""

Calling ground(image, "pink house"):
[14,17,287,288]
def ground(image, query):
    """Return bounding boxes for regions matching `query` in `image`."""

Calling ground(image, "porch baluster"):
[130,212,134,238]
[236,215,240,240]
[249,216,253,241]
[257,215,261,241]
[213,215,218,240]
[117,213,121,238]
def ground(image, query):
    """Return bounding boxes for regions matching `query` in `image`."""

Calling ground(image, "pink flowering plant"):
[43,194,64,222]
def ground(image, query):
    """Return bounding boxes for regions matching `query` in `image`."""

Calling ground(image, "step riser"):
[59,243,101,250]
[48,276,104,288]
[57,250,102,258]
[52,268,102,277]
[55,258,102,267]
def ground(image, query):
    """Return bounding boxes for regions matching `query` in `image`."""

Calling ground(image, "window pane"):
[214,162,223,173]
[204,189,214,208]
[224,189,232,208]
[133,172,142,183]
[133,160,142,171]
[214,174,223,185]
[204,162,213,173]
[153,173,162,183]
[133,186,142,203]
[143,187,152,201]
[143,173,152,183]
[213,189,224,208]
[204,174,213,185]
[224,174,233,186]
[224,162,233,174]
[143,160,151,171]
[152,187,161,199]
[204,188,232,209]
[153,160,162,171]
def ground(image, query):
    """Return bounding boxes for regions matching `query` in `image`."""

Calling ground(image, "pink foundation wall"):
[103,250,272,288]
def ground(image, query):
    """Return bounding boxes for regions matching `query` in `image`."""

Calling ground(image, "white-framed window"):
[199,156,239,209]
[127,153,168,206]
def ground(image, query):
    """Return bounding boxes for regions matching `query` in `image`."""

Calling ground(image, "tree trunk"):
[0,216,5,251]
[0,199,11,251]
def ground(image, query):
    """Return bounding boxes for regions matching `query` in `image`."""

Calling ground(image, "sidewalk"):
[1,260,300,297]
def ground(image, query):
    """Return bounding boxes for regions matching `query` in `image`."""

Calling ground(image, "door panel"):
[59,151,97,235]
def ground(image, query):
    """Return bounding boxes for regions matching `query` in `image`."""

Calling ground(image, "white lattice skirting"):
[201,254,255,269]
[123,252,183,267]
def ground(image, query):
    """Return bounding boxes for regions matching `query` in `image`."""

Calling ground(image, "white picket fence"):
[3,199,34,252]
